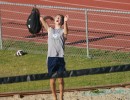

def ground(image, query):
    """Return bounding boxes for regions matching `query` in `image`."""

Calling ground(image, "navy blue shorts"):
[47,57,66,75]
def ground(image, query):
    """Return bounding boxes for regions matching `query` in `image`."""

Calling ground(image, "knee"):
[58,78,64,85]
[50,79,56,85]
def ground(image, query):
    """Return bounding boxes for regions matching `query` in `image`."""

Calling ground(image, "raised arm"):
[40,16,54,31]
[64,15,69,39]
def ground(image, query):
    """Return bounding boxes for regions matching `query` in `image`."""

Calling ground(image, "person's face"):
[54,15,62,25]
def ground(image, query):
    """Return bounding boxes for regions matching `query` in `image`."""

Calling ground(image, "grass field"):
[0,40,130,93]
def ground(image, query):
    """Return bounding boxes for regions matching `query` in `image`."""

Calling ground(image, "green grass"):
[0,40,130,93]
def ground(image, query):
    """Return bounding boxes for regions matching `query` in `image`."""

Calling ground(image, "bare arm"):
[40,16,54,31]
[64,15,69,39]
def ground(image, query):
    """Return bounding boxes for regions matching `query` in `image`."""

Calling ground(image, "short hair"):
[57,14,64,25]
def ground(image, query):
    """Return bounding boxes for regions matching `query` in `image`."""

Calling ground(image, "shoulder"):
[48,27,53,32]
[48,27,55,35]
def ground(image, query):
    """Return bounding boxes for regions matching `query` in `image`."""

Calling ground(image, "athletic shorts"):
[47,57,66,75]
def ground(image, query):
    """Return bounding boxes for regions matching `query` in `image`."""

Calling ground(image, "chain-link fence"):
[88,10,130,59]
[1,1,130,93]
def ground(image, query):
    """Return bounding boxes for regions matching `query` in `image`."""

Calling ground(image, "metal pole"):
[85,9,90,58]
[0,9,3,50]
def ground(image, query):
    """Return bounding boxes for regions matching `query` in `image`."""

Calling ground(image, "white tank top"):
[47,27,65,57]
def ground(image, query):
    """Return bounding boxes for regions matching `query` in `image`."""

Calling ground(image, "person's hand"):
[64,15,69,22]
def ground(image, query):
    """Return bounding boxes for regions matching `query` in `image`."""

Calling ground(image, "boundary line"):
[89,28,130,34]
[3,35,47,41]
[3,27,130,43]
[3,17,130,28]
[41,0,130,12]
[2,9,130,19]
[95,0,130,5]
[2,26,130,35]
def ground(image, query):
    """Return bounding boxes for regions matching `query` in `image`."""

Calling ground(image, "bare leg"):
[50,78,57,100]
[58,78,64,100]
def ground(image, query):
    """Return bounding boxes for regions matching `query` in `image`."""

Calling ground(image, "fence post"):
[0,10,2,50]
[85,9,90,58]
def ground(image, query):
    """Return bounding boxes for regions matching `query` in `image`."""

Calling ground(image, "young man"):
[40,14,69,100]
